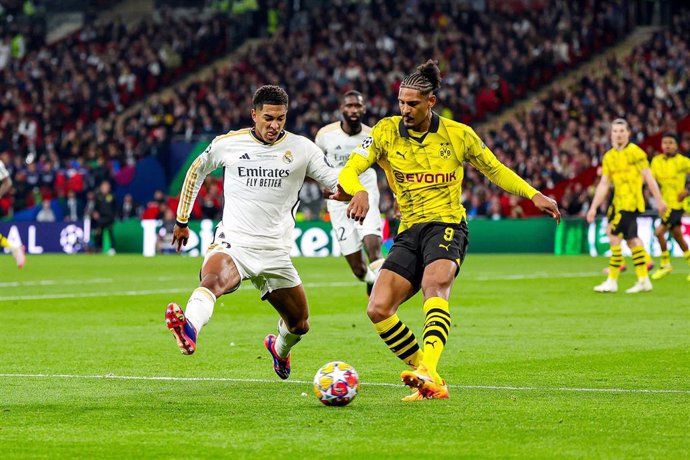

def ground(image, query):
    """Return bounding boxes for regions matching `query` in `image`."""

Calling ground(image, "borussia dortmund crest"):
[439,143,452,159]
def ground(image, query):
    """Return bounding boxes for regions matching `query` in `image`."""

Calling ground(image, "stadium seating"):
[472,11,690,218]
[1,1,672,221]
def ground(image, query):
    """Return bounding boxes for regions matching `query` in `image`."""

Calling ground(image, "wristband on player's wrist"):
[175,220,188,228]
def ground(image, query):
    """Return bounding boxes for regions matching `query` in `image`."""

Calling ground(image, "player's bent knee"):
[287,318,309,335]
[200,272,239,298]
[367,301,394,323]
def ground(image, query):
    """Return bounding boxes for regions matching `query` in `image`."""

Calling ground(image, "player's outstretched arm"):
[328,184,353,202]
[335,151,375,223]
[586,175,611,224]
[172,224,190,253]
[346,191,369,224]
[532,193,561,224]
[641,168,667,217]
[175,141,220,237]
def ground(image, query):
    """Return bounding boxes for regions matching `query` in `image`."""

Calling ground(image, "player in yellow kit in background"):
[333,60,560,401]
[586,119,667,293]
[649,133,690,281]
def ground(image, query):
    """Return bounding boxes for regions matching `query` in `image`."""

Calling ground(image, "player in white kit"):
[165,86,340,380]
[0,160,26,268]
[315,91,384,295]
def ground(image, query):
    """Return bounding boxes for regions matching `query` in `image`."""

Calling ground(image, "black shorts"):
[610,211,639,240]
[662,209,684,228]
[382,221,469,294]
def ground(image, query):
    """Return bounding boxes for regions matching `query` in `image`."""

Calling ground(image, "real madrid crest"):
[283,150,294,164]
[439,143,451,159]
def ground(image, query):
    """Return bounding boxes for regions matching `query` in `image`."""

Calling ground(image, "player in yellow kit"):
[333,60,560,401]
[649,133,690,281]
[586,119,667,293]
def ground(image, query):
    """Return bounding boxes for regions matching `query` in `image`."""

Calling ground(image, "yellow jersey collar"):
[398,112,440,141]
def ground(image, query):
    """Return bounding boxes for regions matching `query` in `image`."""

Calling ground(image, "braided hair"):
[400,60,441,95]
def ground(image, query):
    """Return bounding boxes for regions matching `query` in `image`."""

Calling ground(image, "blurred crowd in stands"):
[471,12,690,219]
[0,0,688,225]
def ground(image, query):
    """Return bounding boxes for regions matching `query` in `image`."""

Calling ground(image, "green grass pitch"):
[1,254,688,458]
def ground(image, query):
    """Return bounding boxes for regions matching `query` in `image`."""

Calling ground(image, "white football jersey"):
[177,128,339,250]
[0,160,8,182]
[315,121,378,192]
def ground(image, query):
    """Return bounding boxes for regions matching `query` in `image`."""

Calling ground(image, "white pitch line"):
[0,373,687,394]
[0,271,609,302]
[0,288,194,301]
[0,278,114,288]
[470,271,600,281]
[0,282,364,301]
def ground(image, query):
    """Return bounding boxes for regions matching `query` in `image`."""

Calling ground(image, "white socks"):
[360,257,385,284]
[274,319,302,358]
[184,287,216,333]
[362,267,377,284]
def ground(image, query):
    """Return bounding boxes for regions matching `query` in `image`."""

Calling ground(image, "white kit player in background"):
[0,160,26,268]
[164,85,347,380]
[315,91,384,296]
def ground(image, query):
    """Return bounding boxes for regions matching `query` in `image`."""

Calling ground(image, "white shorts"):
[203,230,301,299]
[327,190,382,256]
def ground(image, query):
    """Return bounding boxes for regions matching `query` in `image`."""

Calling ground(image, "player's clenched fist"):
[347,191,369,224]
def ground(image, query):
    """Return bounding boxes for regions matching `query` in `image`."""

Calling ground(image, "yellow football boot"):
[651,266,672,280]
[400,365,449,401]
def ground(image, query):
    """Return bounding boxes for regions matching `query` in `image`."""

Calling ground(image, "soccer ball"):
[313,361,360,406]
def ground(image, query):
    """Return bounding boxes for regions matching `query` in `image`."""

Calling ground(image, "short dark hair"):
[400,59,442,95]
[611,118,630,131]
[662,132,679,144]
[342,90,363,101]
[252,85,289,110]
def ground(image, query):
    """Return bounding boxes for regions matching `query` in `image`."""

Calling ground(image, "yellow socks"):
[609,245,623,281]
[660,250,671,267]
[374,314,423,368]
[421,297,451,383]
[0,233,10,249]
[684,250,690,267]
[631,246,649,280]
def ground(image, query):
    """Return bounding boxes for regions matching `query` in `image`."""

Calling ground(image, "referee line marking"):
[0,373,687,394]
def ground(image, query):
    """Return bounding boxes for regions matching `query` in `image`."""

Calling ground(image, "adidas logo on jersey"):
[335,145,342,150]
[239,153,251,160]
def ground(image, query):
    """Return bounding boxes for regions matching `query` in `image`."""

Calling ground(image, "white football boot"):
[368,258,385,274]
[593,278,618,293]
[625,278,653,294]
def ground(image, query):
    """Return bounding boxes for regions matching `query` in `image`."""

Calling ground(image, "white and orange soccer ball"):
[313,361,360,406]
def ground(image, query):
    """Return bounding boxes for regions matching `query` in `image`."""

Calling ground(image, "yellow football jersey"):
[650,152,690,210]
[339,113,538,231]
[601,143,649,213]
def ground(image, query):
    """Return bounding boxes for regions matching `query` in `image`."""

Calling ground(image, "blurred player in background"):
[649,133,690,281]
[165,85,339,380]
[315,91,384,296]
[336,60,560,401]
[601,193,653,275]
[0,160,26,268]
[587,119,666,293]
